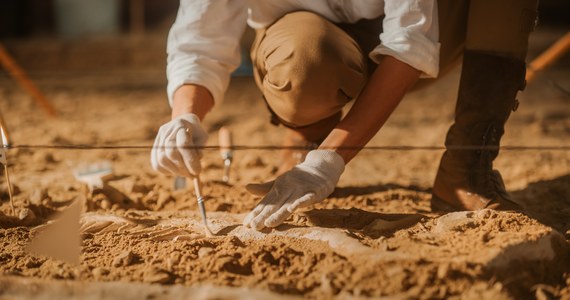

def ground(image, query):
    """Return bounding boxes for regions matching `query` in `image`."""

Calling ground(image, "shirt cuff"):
[167,59,230,107]
[370,29,441,78]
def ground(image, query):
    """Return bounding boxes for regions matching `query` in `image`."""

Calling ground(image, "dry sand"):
[0,28,569,299]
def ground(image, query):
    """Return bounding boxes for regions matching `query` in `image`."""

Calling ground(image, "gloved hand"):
[243,150,345,230]
[150,113,208,178]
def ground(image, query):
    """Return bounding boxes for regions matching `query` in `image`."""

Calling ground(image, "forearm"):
[171,84,214,121]
[320,56,421,163]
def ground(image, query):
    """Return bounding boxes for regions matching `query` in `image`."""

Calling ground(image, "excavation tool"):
[0,111,15,216]
[219,126,233,183]
[193,175,213,236]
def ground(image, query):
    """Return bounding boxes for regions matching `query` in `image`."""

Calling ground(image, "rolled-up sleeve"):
[370,0,440,78]
[167,0,248,106]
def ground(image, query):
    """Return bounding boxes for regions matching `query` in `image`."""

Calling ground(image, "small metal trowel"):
[218,126,233,183]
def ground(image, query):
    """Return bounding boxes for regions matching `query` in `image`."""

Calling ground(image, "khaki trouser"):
[251,0,539,128]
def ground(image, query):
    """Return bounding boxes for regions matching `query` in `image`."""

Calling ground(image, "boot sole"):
[430,194,462,213]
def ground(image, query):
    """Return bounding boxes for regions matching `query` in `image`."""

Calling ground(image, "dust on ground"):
[0,27,569,299]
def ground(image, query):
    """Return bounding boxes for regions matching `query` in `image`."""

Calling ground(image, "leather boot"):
[277,112,341,176]
[431,51,527,212]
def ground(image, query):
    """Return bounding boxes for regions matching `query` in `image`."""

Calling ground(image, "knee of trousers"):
[465,0,539,60]
[254,12,366,127]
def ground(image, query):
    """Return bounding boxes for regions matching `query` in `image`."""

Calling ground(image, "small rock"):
[112,250,134,267]
[198,247,214,258]
[436,263,449,279]
[169,252,181,265]
[131,183,150,194]
[41,198,55,207]
[100,199,112,210]
[18,208,37,224]
[535,285,557,300]
[166,258,174,271]
[143,267,172,284]
[99,185,126,204]
[24,257,43,268]
[44,152,56,163]
[244,155,265,167]
[92,267,109,279]
[29,188,48,206]
[214,203,233,211]
[157,190,173,209]
[433,211,476,234]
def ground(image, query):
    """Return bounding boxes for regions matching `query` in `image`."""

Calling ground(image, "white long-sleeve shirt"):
[167,0,440,106]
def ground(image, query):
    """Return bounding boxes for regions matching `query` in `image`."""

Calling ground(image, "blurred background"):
[0,0,180,37]
[0,0,569,38]
[0,0,568,91]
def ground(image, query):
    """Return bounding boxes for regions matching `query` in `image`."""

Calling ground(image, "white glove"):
[150,113,208,178]
[243,150,345,230]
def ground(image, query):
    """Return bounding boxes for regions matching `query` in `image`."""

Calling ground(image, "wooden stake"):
[0,43,57,117]
[526,32,570,82]
[4,165,15,216]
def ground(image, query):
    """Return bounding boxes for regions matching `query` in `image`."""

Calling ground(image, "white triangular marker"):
[27,197,83,265]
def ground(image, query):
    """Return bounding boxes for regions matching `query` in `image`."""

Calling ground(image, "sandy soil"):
[0,26,569,299]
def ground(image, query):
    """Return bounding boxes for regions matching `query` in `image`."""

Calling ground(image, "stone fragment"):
[91,267,109,279]
[24,257,43,268]
[143,267,173,284]
[433,211,476,234]
[100,199,111,210]
[197,247,214,258]
[157,190,173,209]
[112,250,134,267]
[18,208,37,224]
[30,188,48,206]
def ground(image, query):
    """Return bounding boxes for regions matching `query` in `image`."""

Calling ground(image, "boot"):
[431,51,527,212]
[276,112,341,176]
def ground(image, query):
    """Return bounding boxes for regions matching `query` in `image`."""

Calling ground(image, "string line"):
[2,144,570,151]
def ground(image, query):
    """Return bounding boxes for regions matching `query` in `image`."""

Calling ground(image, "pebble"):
[143,267,172,284]
[169,252,181,265]
[29,188,48,206]
[91,267,109,279]
[131,183,150,194]
[100,199,112,210]
[157,190,173,208]
[112,250,134,267]
[197,247,214,258]
[436,263,449,279]
[244,156,265,167]
[24,257,43,268]
[18,208,37,224]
